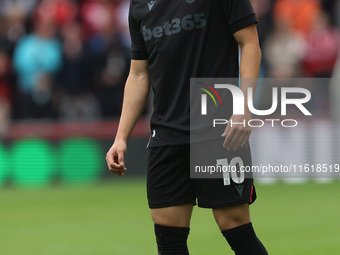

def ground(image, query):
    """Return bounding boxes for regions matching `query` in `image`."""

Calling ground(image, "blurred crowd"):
[0,0,339,134]
[253,0,340,115]
[0,0,130,135]
[255,0,340,78]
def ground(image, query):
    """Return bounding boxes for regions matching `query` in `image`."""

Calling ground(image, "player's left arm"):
[222,24,262,150]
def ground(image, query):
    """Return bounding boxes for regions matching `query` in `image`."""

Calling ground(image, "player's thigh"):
[147,145,195,227]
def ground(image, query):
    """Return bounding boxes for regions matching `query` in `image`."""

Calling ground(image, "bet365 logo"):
[199,83,312,117]
[143,12,206,41]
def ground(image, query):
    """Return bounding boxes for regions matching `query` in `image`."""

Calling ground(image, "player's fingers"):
[226,129,241,150]
[113,152,127,175]
[117,150,125,168]
[108,163,124,173]
[221,121,231,137]
[223,124,238,146]
[106,153,123,171]
[232,132,246,151]
[108,164,126,175]
[223,130,235,148]
[241,133,251,149]
[110,158,127,170]
[116,171,125,177]
[110,167,126,174]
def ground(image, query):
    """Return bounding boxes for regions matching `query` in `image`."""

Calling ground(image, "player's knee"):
[213,204,251,231]
[151,212,190,228]
[151,209,175,226]
[216,215,250,231]
[150,204,193,227]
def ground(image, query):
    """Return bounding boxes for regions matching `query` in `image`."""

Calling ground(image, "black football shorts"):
[147,139,256,209]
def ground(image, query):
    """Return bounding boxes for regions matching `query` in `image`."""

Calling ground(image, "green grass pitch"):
[1,179,339,255]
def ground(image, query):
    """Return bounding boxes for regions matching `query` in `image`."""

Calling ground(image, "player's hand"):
[221,113,252,151]
[106,140,127,176]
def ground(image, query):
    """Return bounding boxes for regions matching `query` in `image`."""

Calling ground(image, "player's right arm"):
[106,60,150,176]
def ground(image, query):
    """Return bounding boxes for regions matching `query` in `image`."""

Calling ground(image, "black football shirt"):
[129,0,257,147]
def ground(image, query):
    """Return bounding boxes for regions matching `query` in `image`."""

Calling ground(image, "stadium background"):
[0,0,340,254]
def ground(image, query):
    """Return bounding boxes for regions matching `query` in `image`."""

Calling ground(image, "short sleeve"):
[221,0,257,34]
[129,2,148,60]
